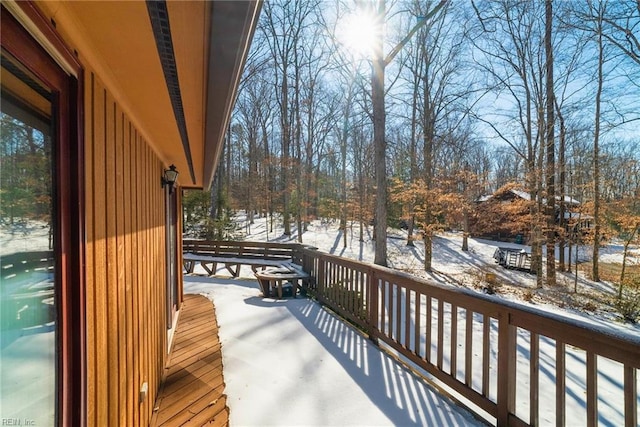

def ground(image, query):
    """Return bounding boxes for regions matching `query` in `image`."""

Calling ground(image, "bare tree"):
[545,0,556,286]
[262,0,319,236]
[561,0,640,281]
[371,0,388,265]
[471,0,548,286]
[600,0,640,65]
[369,0,448,266]
[591,1,605,282]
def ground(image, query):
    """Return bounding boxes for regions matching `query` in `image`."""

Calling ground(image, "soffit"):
[61,1,204,186]
[204,1,262,189]
[28,1,260,189]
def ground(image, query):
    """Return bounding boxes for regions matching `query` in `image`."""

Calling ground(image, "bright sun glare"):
[339,11,379,59]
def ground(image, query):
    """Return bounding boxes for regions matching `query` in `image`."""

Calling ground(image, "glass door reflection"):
[0,50,56,426]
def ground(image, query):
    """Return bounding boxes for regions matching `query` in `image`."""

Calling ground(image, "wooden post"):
[367,267,379,343]
[496,312,516,426]
[317,257,325,299]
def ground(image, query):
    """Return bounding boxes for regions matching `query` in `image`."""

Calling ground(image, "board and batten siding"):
[85,70,168,427]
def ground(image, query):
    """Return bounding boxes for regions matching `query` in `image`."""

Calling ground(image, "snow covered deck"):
[182,275,483,426]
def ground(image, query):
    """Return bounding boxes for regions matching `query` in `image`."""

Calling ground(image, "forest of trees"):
[0,113,52,245]
[191,0,639,290]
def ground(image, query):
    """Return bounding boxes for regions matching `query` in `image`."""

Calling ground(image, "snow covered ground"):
[0,221,51,256]
[1,215,637,425]
[182,213,639,426]
[233,214,639,332]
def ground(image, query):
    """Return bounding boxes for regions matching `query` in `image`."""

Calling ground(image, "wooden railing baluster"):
[624,365,637,427]
[405,289,411,351]
[426,295,432,363]
[437,299,444,371]
[395,284,402,344]
[556,340,566,427]
[367,267,378,341]
[496,314,516,427]
[482,316,490,397]
[465,309,473,387]
[413,291,422,357]
[530,332,539,426]
[451,304,458,378]
[586,352,597,427]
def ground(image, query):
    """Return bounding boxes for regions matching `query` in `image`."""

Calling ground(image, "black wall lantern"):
[161,164,179,193]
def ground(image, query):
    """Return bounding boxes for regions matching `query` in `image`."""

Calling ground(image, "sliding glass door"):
[0,49,56,425]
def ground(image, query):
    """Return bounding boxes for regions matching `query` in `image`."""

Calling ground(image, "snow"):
[185,275,483,426]
[0,221,51,256]
[237,215,639,333]
[183,213,640,426]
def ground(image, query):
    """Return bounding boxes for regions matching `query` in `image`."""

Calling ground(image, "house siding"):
[85,71,167,427]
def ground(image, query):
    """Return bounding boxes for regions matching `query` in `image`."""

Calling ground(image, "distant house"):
[471,187,532,242]
[471,186,592,242]
[562,210,594,234]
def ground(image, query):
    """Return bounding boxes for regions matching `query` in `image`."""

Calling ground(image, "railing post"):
[367,267,379,344]
[497,311,516,426]
[317,257,325,298]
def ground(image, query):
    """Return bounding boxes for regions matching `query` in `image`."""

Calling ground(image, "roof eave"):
[202,0,262,190]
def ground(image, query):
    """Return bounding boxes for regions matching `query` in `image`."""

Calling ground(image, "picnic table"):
[254,264,310,299]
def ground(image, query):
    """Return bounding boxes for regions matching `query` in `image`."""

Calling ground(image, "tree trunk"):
[533,85,545,288]
[462,209,469,252]
[545,0,556,286]
[422,52,435,272]
[556,98,566,272]
[406,42,421,247]
[592,5,604,282]
[281,70,292,236]
[373,0,388,266]
[294,51,304,243]
[619,231,637,298]
[340,81,354,249]
[424,231,433,271]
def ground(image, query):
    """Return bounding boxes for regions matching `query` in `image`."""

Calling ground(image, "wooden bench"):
[183,253,293,277]
[254,264,310,299]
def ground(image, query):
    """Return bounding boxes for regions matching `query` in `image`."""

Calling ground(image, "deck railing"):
[184,240,640,426]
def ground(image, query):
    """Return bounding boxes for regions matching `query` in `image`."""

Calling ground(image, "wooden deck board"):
[169,341,221,368]
[151,294,228,427]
